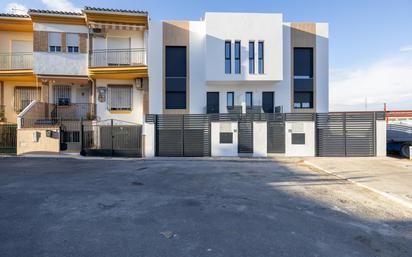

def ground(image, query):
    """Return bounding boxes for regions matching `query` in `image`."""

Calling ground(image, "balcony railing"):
[89,48,147,67]
[54,103,96,120]
[0,52,33,70]
[0,105,5,121]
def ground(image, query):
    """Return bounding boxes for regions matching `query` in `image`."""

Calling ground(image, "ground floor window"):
[107,85,133,111]
[53,85,71,106]
[14,87,40,112]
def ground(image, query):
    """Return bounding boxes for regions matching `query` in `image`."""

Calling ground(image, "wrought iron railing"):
[0,105,5,121]
[89,48,147,67]
[0,52,33,70]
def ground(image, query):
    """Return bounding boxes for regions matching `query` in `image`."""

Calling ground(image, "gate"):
[267,121,285,153]
[316,113,376,157]
[0,123,17,154]
[60,119,82,151]
[238,117,253,154]
[81,119,142,157]
[155,115,210,157]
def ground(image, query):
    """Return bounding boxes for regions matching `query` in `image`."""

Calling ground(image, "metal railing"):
[0,52,33,70]
[0,105,5,121]
[19,102,96,128]
[89,48,147,67]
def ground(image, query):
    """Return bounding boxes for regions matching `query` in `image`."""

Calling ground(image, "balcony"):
[0,52,33,70]
[89,48,146,68]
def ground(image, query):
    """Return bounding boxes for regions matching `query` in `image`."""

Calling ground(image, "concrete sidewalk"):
[304,157,412,209]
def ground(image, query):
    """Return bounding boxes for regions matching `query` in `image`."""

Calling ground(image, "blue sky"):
[2,0,412,111]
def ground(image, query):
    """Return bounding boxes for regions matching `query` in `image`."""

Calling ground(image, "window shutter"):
[48,32,61,46]
[66,34,79,47]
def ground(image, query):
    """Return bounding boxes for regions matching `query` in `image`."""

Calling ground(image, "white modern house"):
[148,12,329,115]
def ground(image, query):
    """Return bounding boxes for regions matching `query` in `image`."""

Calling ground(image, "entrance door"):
[262,92,274,113]
[207,92,219,114]
[76,87,91,118]
[238,119,253,154]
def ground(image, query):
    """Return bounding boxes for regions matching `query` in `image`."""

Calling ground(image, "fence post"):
[80,118,84,155]
[111,119,114,156]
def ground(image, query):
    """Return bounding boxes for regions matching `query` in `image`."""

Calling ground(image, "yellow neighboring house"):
[0,13,39,124]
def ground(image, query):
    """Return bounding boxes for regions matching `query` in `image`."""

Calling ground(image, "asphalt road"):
[0,157,411,257]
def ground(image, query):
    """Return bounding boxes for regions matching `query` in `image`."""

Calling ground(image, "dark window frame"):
[234,41,241,74]
[227,92,234,110]
[262,91,274,113]
[293,47,314,109]
[245,92,253,109]
[225,41,231,74]
[206,92,220,114]
[249,41,255,74]
[165,46,187,110]
[258,41,264,74]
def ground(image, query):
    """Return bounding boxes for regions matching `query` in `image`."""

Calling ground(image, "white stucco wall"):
[148,21,163,114]
[285,121,315,157]
[211,122,238,157]
[143,122,155,157]
[316,23,329,113]
[253,121,267,157]
[95,79,144,124]
[376,120,387,157]
[205,12,283,82]
[33,23,88,33]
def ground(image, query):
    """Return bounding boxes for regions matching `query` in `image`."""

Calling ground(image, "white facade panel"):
[148,21,163,114]
[316,23,329,112]
[285,121,316,157]
[205,12,283,82]
[189,21,206,113]
[33,52,88,76]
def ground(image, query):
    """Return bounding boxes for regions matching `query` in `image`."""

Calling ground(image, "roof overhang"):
[84,11,148,28]
[0,16,33,32]
[0,69,35,81]
[29,13,86,25]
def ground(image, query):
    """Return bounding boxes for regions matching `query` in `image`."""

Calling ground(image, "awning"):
[89,21,146,31]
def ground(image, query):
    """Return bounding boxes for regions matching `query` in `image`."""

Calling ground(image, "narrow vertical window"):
[234,41,241,74]
[225,41,231,74]
[293,48,314,109]
[66,33,79,53]
[165,46,187,109]
[227,92,234,109]
[249,41,255,74]
[245,92,253,109]
[258,41,264,74]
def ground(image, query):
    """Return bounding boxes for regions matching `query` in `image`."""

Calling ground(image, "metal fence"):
[0,105,5,122]
[0,52,33,70]
[89,48,147,67]
[0,123,17,154]
[81,119,142,157]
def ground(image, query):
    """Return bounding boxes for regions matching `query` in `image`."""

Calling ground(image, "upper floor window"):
[293,48,314,109]
[249,41,255,74]
[66,33,79,53]
[165,46,187,109]
[258,41,264,74]
[234,41,241,74]
[48,32,61,53]
[225,41,231,74]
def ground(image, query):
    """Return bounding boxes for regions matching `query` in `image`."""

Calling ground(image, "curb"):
[303,160,412,210]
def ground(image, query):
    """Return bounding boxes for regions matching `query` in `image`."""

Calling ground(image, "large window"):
[66,33,79,53]
[245,92,253,109]
[53,85,71,106]
[258,41,264,74]
[294,48,314,109]
[227,92,234,110]
[14,87,39,112]
[249,41,255,74]
[234,41,241,74]
[262,92,274,113]
[165,46,187,109]
[48,32,61,52]
[108,85,133,111]
[225,41,231,74]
